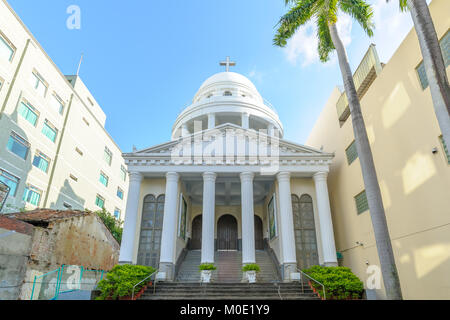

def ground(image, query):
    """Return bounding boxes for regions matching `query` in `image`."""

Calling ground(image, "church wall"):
[266,180,283,266]
[306,0,450,299]
[174,182,191,264]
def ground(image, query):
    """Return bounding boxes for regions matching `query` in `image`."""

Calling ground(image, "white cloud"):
[283,13,353,67]
[248,68,264,83]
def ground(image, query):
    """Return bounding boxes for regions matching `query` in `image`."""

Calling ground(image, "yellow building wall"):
[306,0,450,299]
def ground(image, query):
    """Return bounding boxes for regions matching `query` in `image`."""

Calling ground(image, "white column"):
[267,123,275,137]
[159,172,180,279]
[208,113,215,130]
[277,172,297,280]
[119,171,143,264]
[181,123,189,137]
[313,172,338,266]
[240,172,256,264]
[242,112,249,129]
[201,172,217,264]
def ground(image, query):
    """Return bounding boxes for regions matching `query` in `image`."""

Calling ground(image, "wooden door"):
[190,215,202,250]
[254,216,264,250]
[217,215,238,250]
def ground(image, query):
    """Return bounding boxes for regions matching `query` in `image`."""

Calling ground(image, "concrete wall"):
[306,0,450,299]
[0,217,33,300]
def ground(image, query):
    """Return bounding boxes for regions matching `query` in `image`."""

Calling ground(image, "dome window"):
[223,91,232,96]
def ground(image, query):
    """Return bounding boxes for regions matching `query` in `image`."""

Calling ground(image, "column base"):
[281,262,298,282]
[158,262,175,281]
[324,261,338,267]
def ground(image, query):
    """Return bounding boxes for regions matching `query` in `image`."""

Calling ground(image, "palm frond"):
[339,0,374,36]
[273,0,319,47]
[317,13,335,62]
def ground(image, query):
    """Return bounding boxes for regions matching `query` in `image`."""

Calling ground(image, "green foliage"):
[242,264,261,272]
[199,263,217,271]
[303,266,364,300]
[274,0,375,62]
[89,208,123,244]
[95,264,156,300]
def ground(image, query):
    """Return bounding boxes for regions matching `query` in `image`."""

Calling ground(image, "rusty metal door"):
[190,215,202,250]
[217,215,238,250]
[254,216,264,250]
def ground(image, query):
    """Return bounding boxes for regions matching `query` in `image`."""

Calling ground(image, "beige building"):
[0,0,128,219]
[307,0,450,299]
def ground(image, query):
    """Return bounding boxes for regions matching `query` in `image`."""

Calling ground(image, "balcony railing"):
[336,44,383,124]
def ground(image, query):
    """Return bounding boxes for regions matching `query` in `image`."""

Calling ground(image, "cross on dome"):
[219,56,236,72]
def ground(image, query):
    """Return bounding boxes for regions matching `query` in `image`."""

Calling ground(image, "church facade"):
[119,68,338,282]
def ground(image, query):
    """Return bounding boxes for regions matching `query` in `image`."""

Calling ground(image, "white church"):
[118,59,338,282]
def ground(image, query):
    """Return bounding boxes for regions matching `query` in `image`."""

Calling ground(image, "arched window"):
[137,194,165,267]
[223,91,232,96]
[292,194,319,269]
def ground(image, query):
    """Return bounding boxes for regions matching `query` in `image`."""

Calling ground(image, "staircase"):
[175,250,280,282]
[139,282,320,300]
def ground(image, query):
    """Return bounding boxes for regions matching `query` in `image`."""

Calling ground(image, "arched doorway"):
[217,214,238,250]
[254,216,264,250]
[292,194,319,269]
[190,215,202,250]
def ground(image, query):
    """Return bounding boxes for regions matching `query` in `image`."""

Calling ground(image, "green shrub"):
[90,208,123,244]
[242,264,261,272]
[199,263,217,271]
[95,264,156,300]
[302,266,364,300]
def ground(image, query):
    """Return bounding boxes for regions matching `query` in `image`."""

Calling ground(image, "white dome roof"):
[194,72,263,102]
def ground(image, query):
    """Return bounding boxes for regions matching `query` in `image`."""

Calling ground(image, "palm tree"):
[274,0,403,299]
[394,0,450,155]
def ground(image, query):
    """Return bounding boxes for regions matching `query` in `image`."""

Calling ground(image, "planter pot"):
[245,271,257,283]
[201,270,212,283]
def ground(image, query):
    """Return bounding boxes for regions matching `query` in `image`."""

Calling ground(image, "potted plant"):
[199,263,216,283]
[242,264,260,283]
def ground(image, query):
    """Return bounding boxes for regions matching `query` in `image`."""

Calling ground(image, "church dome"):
[172,70,283,140]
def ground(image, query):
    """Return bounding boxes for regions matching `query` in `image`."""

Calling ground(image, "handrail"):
[297,269,327,300]
[131,270,158,300]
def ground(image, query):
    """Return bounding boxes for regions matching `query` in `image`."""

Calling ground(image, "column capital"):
[202,172,217,182]
[166,172,180,182]
[313,171,328,182]
[128,171,143,183]
[240,171,254,182]
[276,171,291,182]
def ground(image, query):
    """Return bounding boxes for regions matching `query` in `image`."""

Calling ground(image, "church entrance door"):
[217,215,238,251]
[254,216,264,250]
[190,215,202,250]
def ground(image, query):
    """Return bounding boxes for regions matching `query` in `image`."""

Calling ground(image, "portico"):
[119,67,338,282]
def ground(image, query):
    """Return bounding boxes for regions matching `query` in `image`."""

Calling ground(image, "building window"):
[75,147,83,156]
[345,140,358,165]
[50,93,64,115]
[69,174,78,182]
[114,208,121,220]
[355,190,369,215]
[18,100,39,126]
[87,97,94,106]
[95,194,105,209]
[32,151,50,173]
[82,117,90,126]
[0,168,19,196]
[268,195,277,240]
[0,31,15,62]
[7,132,30,160]
[23,185,42,206]
[99,172,109,187]
[439,135,450,164]
[120,165,127,182]
[117,187,124,200]
[223,91,232,96]
[42,120,58,142]
[416,30,450,90]
[104,147,112,166]
[137,194,165,268]
[0,76,4,91]
[29,70,48,97]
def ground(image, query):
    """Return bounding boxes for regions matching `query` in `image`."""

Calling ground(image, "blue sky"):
[8,0,415,152]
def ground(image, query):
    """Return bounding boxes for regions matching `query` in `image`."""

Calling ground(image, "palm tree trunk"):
[407,0,450,146]
[329,23,403,300]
